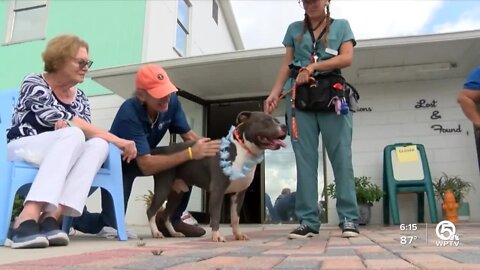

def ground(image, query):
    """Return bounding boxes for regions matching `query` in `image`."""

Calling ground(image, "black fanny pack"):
[294,72,359,112]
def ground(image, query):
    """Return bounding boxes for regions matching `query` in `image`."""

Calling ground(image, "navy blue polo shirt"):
[110,94,190,158]
[464,66,480,90]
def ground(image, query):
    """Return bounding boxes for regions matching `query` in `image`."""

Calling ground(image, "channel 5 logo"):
[435,220,460,247]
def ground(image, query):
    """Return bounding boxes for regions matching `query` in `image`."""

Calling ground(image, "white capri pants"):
[7,127,109,217]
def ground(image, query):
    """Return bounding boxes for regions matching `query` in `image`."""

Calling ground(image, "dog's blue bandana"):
[219,126,264,181]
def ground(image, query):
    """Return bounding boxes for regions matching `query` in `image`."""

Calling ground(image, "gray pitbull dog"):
[147,111,287,242]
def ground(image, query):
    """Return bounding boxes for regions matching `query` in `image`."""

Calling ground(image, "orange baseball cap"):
[135,64,177,99]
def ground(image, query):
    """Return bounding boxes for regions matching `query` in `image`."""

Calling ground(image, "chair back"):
[0,89,19,174]
[0,89,19,131]
[390,147,425,181]
[383,142,438,224]
[383,143,432,186]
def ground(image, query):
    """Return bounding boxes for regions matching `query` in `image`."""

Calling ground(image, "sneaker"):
[96,226,117,239]
[288,224,319,239]
[126,228,138,239]
[68,227,76,236]
[181,211,198,226]
[40,217,69,246]
[6,219,49,249]
[96,226,138,239]
[341,219,359,238]
[156,215,205,237]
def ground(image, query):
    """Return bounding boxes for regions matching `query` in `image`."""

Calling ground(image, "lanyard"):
[307,19,331,63]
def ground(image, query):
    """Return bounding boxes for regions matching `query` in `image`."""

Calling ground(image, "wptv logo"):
[435,220,460,247]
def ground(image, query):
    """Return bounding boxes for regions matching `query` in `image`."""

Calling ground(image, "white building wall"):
[327,77,480,225]
[142,0,237,62]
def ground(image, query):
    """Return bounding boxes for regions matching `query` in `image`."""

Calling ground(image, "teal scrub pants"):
[286,102,359,231]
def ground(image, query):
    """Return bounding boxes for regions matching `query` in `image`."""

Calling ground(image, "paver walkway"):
[1,223,479,269]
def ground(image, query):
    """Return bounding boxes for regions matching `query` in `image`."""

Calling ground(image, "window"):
[4,0,48,44]
[212,0,218,25]
[264,116,327,223]
[174,0,190,56]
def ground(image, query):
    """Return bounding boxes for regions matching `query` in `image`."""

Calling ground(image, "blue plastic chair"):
[0,89,127,245]
[383,143,438,225]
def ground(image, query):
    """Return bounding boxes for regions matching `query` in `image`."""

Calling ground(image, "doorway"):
[206,99,264,224]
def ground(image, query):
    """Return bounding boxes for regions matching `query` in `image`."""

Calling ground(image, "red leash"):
[278,85,298,141]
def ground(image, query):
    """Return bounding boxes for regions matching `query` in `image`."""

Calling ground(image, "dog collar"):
[233,127,256,156]
[219,126,264,181]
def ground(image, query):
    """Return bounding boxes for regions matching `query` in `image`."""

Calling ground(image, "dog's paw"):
[211,232,226,242]
[234,232,249,241]
[151,230,164,239]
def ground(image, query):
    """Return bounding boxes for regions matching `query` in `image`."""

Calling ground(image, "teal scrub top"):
[282,18,356,91]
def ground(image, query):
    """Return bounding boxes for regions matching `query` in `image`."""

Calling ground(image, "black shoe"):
[40,217,69,246]
[172,221,206,237]
[6,219,49,249]
[288,224,319,239]
[341,219,359,238]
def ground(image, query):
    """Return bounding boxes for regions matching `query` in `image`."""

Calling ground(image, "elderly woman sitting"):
[5,34,136,249]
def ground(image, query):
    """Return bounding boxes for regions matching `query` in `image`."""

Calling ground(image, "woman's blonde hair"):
[296,0,331,48]
[42,34,89,73]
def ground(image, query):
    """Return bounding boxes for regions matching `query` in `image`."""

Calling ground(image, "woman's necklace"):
[312,21,322,31]
[311,18,326,31]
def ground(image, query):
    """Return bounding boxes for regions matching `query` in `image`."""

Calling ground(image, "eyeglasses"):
[298,0,320,9]
[75,59,93,69]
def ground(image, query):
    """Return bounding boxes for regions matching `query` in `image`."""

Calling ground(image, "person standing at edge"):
[458,66,480,126]
[264,0,360,239]
[73,64,221,238]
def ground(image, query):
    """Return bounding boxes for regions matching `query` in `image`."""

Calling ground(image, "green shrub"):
[136,190,154,208]
[326,176,384,205]
[12,194,24,221]
[433,172,474,203]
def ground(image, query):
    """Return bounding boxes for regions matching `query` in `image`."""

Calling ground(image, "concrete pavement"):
[1,222,479,269]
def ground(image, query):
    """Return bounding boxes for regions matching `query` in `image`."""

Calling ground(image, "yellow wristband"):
[187,147,193,160]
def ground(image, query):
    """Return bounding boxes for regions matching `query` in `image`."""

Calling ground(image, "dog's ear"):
[236,111,251,125]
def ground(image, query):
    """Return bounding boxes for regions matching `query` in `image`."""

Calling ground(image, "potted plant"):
[433,172,474,221]
[136,189,155,208]
[136,190,200,225]
[11,194,24,222]
[326,176,383,225]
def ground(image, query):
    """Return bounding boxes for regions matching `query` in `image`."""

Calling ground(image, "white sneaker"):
[96,226,137,239]
[181,211,198,226]
[68,227,76,236]
[125,228,138,239]
[96,227,117,239]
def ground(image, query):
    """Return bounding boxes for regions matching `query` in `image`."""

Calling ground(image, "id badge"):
[325,48,338,56]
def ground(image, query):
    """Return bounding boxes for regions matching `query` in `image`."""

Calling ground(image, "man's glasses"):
[75,59,93,69]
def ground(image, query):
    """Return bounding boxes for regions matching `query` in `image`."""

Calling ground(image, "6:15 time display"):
[400,224,418,231]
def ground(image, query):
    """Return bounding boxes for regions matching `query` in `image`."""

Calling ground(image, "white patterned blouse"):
[7,73,91,142]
